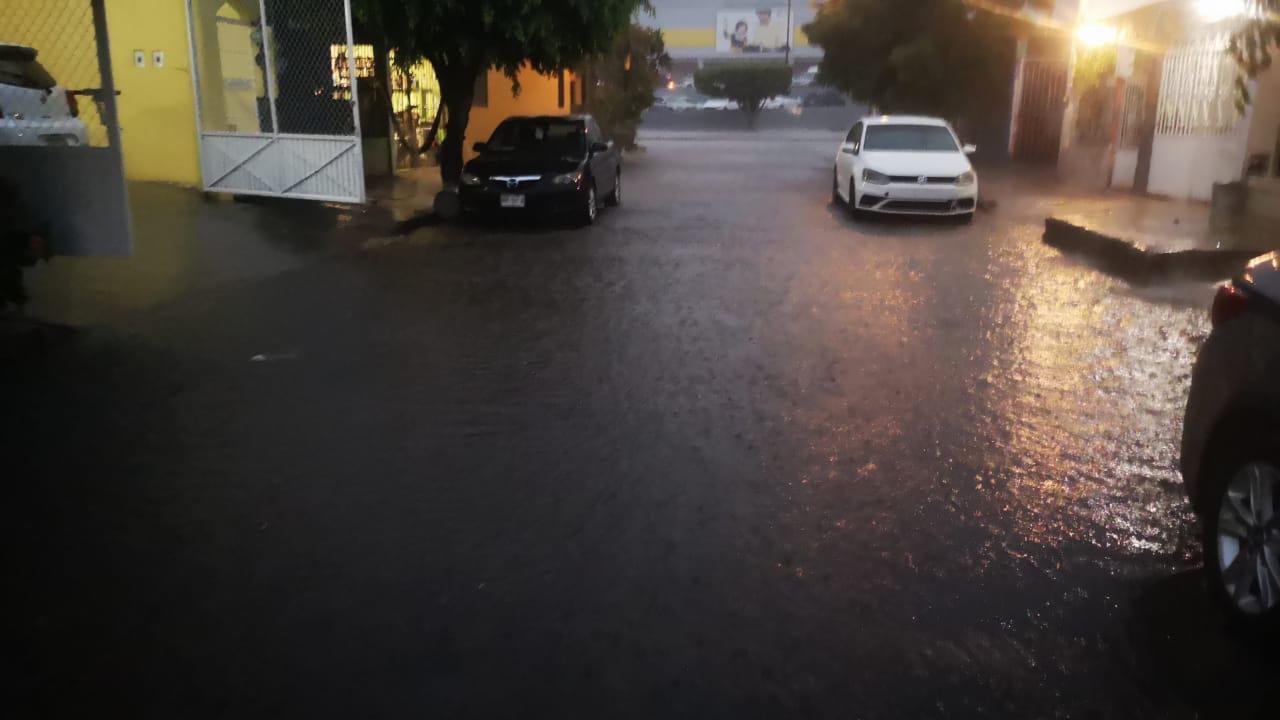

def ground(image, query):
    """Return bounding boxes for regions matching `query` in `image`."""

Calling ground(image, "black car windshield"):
[486,119,586,155]
[863,125,958,152]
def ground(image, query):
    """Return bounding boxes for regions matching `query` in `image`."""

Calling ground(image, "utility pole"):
[785,0,793,66]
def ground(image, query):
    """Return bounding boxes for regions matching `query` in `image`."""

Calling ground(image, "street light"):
[1075,23,1118,48]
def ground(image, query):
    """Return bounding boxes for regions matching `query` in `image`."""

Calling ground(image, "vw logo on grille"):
[506,179,519,190]
[917,176,928,185]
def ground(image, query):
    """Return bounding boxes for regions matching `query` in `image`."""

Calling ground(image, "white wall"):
[1245,65,1280,168]
[1147,128,1249,199]
[1111,147,1139,189]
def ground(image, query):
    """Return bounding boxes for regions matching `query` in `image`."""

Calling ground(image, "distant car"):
[667,97,698,112]
[763,95,802,111]
[459,114,622,226]
[0,43,88,146]
[699,98,733,111]
[793,66,819,87]
[802,89,846,107]
[1181,252,1280,631]
[832,115,978,220]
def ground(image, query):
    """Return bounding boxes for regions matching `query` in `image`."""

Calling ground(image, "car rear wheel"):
[1202,428,1280,632]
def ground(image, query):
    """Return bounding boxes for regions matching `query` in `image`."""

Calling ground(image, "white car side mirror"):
[962,144,977,155]
[840,142,858,155]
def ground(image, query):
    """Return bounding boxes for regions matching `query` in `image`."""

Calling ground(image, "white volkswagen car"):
[832,115,978,220]
[0,43,89,147]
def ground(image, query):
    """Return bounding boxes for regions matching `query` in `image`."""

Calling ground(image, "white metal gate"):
[0,0,131,256]
[185,0,364,203]
[1156,35,1239,137]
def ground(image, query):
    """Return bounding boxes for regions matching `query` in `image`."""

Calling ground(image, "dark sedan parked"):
[1182,251,1280,633]
[459,114,622,226]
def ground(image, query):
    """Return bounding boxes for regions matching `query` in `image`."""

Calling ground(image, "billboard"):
[716,8,793,54]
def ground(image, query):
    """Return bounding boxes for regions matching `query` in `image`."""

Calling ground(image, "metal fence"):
[1,0,116,148]
[0,0,131,257]
[1012,59,1067,162]
[1156,37,1239,136]
[188,0,364,202]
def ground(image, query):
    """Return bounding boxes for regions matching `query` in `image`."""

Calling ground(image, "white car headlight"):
[956,171,976,187]
[552,172,583,186]
[460,172,483,186]
[862,168,891,185]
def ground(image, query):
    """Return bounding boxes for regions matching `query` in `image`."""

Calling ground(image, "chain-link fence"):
[1,0,114,147]
[191,0,356,137]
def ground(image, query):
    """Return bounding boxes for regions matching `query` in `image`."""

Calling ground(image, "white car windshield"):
[863,125,958,152]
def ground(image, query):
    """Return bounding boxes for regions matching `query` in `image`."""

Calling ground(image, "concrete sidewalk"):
[16,169,441,327]
[1043,191,1278,284]
[1047,193,1276,254]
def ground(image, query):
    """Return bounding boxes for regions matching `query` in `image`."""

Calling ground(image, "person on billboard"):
[752,9,788,50]
[724,19,750,51]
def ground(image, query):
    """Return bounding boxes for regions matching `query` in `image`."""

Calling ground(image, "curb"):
[1043,217,1263,285]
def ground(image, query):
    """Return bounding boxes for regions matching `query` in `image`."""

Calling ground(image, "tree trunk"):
[744,101,760,130]
[418,103,444,156]
[436,64,479,187]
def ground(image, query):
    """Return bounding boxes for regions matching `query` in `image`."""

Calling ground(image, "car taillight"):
[66,91,79,117]
[1211,283,1250,328]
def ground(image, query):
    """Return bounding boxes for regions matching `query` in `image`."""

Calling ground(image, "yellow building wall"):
[5,3,572,187]
[465,66,576,161]
[105,0,203,185]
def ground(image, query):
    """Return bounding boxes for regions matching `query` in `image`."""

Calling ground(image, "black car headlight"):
[551,172,583,186]
[460,172,483,186]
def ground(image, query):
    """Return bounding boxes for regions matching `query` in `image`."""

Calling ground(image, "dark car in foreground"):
[459,114,621,226]
[1182,251,1280,632]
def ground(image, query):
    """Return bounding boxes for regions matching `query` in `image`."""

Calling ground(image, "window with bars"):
[1156,37,1240,136]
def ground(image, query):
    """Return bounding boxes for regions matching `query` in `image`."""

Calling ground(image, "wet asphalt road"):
[6,136,1275,718]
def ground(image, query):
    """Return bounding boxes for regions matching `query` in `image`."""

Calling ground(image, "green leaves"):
[694,63,792,128]
[803,0,1012,119]
[1230,4,1280,106]
[585,24,670,149]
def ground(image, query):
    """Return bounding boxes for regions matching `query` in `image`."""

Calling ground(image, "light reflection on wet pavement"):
[6,137,1273,718]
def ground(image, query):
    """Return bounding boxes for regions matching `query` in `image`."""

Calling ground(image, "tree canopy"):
[694,63,792,128]
[802,0,1014,119]
[1230,1,1280,107]
[584,24,670,150]
[356,0,647,184]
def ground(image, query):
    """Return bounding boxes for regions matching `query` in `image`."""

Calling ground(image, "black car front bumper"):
[459,182,588,217]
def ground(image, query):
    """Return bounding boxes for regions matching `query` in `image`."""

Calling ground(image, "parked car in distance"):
[763,95,802,111]
[0,43,88,147]
[802,89,846,107]
[793,65,819,88]
[1181,251,1280,632]
[699,98,736,111]
[459,114,622,226]
[832,115,978,220]
[667,96,699,112]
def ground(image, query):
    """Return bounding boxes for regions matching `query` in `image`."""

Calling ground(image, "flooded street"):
[6,136,1272,718]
